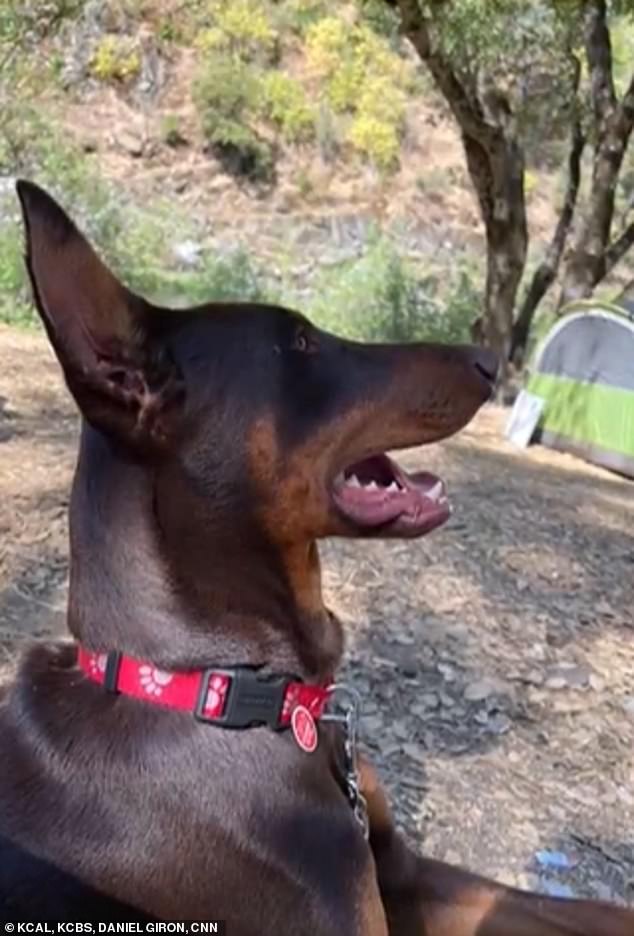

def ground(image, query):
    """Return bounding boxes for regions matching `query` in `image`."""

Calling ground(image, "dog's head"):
[18,180,495,550]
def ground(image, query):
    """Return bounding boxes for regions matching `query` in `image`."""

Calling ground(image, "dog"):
[0,180,632,935]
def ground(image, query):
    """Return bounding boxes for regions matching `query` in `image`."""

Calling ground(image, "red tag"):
[291,705,318,753]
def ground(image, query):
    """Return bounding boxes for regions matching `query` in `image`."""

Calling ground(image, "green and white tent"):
[507,299,634,478]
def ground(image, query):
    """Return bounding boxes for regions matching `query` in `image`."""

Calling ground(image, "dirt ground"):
[1,323,633,904]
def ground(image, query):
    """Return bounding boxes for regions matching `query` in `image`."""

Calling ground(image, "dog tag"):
[291,705,318,753]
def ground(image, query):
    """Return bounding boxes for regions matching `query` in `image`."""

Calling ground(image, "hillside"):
[1,0,633,340]
[48,1,490,227]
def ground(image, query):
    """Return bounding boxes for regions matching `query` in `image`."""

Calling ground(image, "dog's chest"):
[0,692,374,933]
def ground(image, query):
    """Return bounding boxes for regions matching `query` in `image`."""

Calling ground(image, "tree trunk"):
[559,136,629,303]
[389,0,528,384]
[462,134,527,373]
[510,109,584,364]
[386,0,634,362]
[559,1,634,306]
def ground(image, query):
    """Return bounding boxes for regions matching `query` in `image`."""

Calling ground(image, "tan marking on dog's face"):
[245,338,495,552]
[282,540,324,617]
[247,390,473,545]
[247,416,328,583]
[246,417,345,673]
[247,414,344,543]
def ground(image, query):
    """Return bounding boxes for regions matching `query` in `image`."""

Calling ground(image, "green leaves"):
[411,0,589,162]
[309,236,479,343]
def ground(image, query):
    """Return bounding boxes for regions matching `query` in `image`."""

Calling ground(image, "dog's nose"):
[467,346,499,385]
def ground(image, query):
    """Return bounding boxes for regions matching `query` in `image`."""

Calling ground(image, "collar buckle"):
[103,650,122,693]
[194,667,292,730]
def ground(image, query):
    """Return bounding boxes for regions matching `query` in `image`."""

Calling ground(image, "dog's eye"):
[292,328,317,354]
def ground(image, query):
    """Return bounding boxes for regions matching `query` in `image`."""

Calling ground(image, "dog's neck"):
[67,425,343,680]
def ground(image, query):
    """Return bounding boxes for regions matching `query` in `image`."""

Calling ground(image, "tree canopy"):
[385,0,634,380]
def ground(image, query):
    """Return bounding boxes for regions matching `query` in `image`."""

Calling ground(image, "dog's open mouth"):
[331,453,450,536]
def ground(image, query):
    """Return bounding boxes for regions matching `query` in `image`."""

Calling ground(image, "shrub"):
[0,0,85,44]
[196,27,226,54]
[194,54,260,127]
[193,52,273,181]
[90,35,141,82]
[294,168,314,198]
[160,114,187,147]
[308,18,411,98]
[308,237,419,340]
[326,59,364,112]
[347,74,406,168]
[348,115,400,170]
[358,75,407,126]
[305,16,348,75]
[305,15,413,170]
[441,264,483,343]
[195,0,277,62]
[352,24,412,89]
[0,68,276,327]
[274,0,329,36]
[359,0,401,42]
[217,0,275,55]
[309,237,477,343]
[260,73,314,142]
[211,121,274,183]
[155,12,187,44]
[0,112,185,323]
[172,250,269,305]
[0,222,32,326]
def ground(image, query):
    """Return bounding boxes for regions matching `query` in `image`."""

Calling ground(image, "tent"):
[508,299,634,478]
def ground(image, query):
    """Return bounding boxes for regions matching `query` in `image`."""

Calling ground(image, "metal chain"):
[322,684,369,839]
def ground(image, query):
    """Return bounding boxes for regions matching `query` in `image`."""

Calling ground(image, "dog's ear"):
[16,180,183,445]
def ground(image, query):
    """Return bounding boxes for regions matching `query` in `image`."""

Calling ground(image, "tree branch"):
[615,70,634,138]
[584,0,617,133]
[604,220,634,276]
[392,0,501,151]
[0,40,18,77]
[510,58,585,363]
[559,24,634,304]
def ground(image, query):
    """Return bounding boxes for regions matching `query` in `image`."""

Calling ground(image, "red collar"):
[77,647,332,747]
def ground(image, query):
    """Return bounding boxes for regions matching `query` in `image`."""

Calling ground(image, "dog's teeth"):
[427,481,443,502]
[346,474,362,488]
[386,481,399,493]
[365,481,379,491]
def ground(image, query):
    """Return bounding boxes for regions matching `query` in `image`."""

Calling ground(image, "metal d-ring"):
[322,683,369,838]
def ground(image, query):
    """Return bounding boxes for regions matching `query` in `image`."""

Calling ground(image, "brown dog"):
[0,180,631,935]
